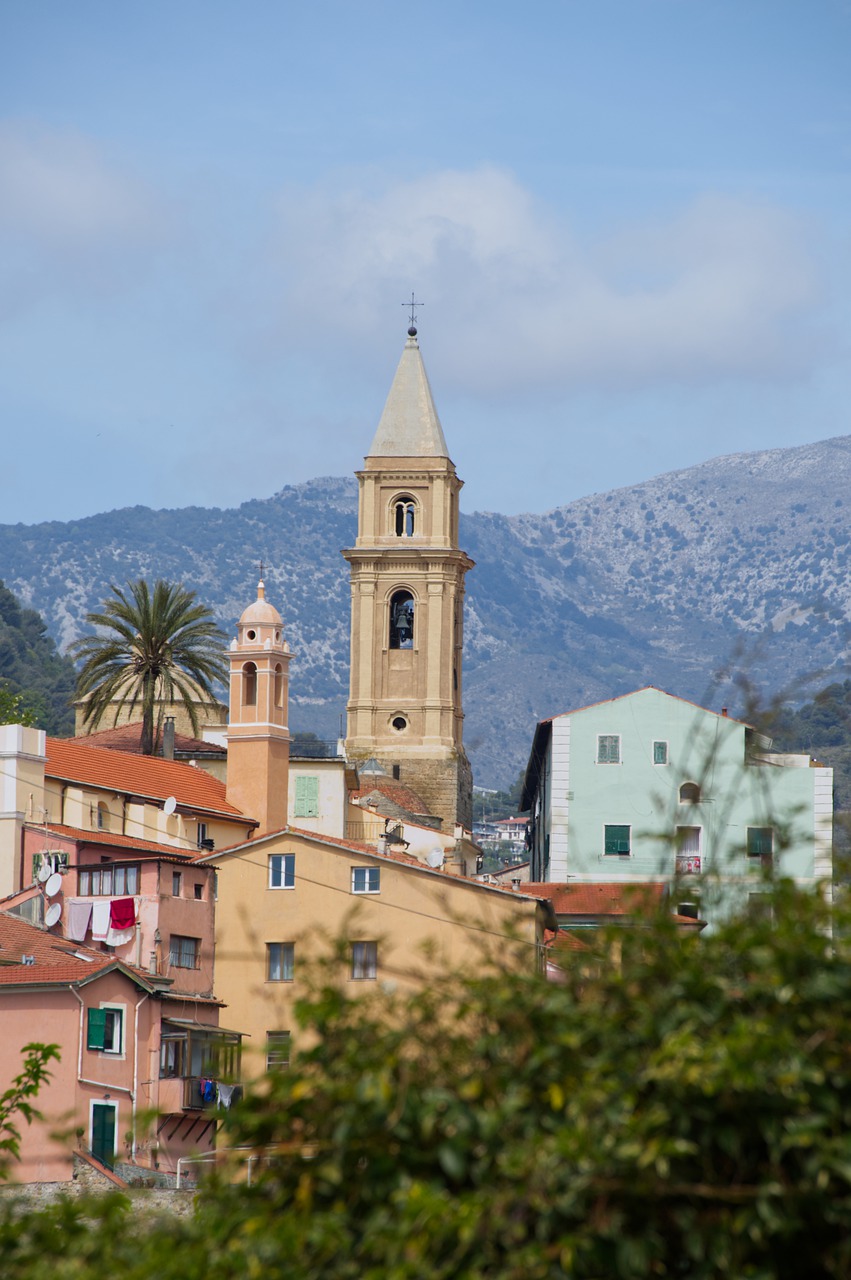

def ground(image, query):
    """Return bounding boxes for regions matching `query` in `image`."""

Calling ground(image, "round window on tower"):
[391,716,408,732]
[246,629,256,641]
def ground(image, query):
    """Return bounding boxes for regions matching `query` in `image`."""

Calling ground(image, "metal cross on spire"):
[402,292,423,333]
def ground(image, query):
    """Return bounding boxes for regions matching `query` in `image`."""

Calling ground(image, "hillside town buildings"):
[0,325,834,1191]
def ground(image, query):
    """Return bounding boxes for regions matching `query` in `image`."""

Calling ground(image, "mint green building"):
[521,687,833,926]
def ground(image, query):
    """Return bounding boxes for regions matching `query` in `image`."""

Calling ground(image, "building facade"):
[521,687,833,926]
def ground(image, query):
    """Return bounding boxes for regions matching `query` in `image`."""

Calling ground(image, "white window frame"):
[596,734,621,764]
[268,854,295,889]
[351,866,380,895]
[266,1031,291,1071]
[100,1003,125,1057]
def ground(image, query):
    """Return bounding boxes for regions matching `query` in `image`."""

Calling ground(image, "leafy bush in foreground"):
[3,881,851,1279]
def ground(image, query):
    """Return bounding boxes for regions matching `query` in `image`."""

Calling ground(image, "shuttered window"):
[294,776,319,818]
[747,828,773,859]
[87,1007,107,1050]
[653,740,668,765]
[604,825,631,856]
[597,735,620,764]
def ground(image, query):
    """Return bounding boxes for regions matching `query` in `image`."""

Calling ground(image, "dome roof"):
[239,579,283,628]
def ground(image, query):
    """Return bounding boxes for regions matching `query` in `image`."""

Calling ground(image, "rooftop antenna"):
[402,292,423,336]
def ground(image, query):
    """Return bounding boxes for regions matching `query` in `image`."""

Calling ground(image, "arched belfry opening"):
[342,325,475,832]
[393,496,416,537]
[389,590,415,649]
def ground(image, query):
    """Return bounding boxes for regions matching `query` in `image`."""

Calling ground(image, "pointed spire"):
[367,330,450,459]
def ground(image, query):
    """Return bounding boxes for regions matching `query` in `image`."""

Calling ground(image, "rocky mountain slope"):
[2,436,851,787]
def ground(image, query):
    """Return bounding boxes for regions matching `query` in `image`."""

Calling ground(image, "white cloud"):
[265,167,828,394]
[0,120,168,318]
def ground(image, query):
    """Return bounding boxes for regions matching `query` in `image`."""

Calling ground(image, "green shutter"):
[604,825,630,856]
[748,827,773,857]
[653,741,667,765]
[87,1008,107,1050]
[294,775,319,817]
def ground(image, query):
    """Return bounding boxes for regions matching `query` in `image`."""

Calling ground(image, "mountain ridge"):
[3,435,850,787]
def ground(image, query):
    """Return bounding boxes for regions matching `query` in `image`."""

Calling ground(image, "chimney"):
[163,717,175,760]
[721,707,728,718]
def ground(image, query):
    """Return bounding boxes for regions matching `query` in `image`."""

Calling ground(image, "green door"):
[91,1103,116,1168]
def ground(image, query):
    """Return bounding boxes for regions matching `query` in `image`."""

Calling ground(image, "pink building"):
[0,910,241,1184]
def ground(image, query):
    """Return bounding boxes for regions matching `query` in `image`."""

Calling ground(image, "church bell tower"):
[343,324,474,831]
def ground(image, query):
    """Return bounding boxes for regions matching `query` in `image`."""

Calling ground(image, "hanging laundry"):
[109,897,136,930]
[91,900,111,941]
[201,1078,217,1104]
[67,899,93,942]
[106,925,135,948]
[217,1083,235,1109]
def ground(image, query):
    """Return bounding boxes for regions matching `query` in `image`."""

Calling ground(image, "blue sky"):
[1,0,849,524]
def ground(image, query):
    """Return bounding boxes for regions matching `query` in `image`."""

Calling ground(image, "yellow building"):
[197,826,552,1078]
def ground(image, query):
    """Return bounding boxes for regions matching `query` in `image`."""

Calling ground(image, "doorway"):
[90,1101,117,1168]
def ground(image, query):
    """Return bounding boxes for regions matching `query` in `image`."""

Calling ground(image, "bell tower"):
[343,325,474,831]
[226,576,291,835]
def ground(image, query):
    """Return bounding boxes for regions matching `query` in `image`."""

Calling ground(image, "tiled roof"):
[80,724,227,756]
[47,737,250,821]
[25,823,200,860]
[521,882,668,916]
[0,911,152,988]
[351,779,436,817]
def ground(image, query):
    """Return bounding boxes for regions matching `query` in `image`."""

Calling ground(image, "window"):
[159,1036,187,1079]
[196,823,208,850]
[79,864,139,896]
[96,802,110,831]
[678,902,700,920]
[597,735,620,764]
[294,775,319,818]
[266,942,295,982]
[172,871,182,896]
[679,782,701,803]
[242,662,257,706]
[266,1031,291,1071]
[352,867,380,894]
[169,935,200,969]
[747,827,773,866]
[194,883,203,900]
[269,854,295,889]
[33,850,69,881]
[351,941,378,980]
[389,590,415,649]
[653,740,668,765]
[393,496,416,537]
[87,1006,123,1054]
[604,824,630,856]
[675,825,702,874]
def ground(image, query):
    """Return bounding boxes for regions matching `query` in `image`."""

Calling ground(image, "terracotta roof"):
[0,911,155,988]
[521,882,668,916]
[79,724,226,756]
[25,823,201,860]
[47,737,250,821]
[351,778,435,813]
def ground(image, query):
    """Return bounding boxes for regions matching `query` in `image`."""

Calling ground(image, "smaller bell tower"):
[226,577,291,835]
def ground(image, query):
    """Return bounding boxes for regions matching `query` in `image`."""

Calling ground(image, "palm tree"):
[72,579,228,755]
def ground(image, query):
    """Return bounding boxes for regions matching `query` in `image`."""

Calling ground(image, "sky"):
[1,0,849,526]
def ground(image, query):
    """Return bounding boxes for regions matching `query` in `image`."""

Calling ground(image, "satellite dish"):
[37,862,52,884]
[45,901,62,927]
[163,796,177,816]
[426,848,444,869]
[45,872,63,898]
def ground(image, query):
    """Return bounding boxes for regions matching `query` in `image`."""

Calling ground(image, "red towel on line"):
[110,897,136,929]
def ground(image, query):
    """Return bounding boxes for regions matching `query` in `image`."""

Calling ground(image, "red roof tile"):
[0,911,153,988]
[522,882,668,916]
[47,737,250,821]
[26,823,200,860]
[79,724,226,756]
